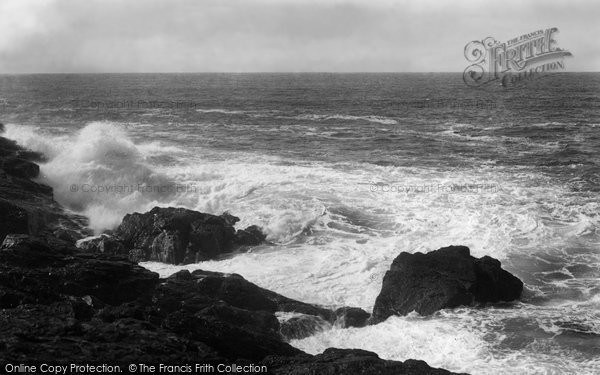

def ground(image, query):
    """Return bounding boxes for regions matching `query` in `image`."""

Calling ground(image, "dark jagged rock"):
[0,136,23,158]
[0,235,159,307]
[113,207,267,264]
[76,234,126,254]
[0,241,300,363]
[53,227,84,243]
[280,314,331,340]
[189,269,337,321]
[235,224,268,246]
[0,135,90,244]
[77,207,269,263]
[173,270,367,327]
[192,271,279,312]
[0,199,83,244]
[262,348,466,375]
[0,302,224,364]
[334,307,370,328]
[158,297,299,361]
[0,200,30,241]
[0,136,45,163]
[220,211,240,226]
[371,246,523,323]
[0,156,40,178]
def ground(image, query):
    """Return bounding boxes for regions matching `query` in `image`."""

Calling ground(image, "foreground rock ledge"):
[372,245,523,323]
[0,236,463,374]
[264,348,467,374]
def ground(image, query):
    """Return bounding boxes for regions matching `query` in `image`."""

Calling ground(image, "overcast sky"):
[0,0,597,73]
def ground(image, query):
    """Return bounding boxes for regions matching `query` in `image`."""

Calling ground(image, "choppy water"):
[1,73,599,374]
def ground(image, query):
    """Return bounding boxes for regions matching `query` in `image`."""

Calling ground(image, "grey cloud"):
[0,0,597,73]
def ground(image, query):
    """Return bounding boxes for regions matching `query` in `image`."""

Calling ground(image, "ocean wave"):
[196,108,247,115]
[194,108,398,125]
[4,122,189,232]
[286,114,397,125]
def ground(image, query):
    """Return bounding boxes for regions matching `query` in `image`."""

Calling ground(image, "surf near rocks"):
[0,129,464,374]
[0,128,90,245]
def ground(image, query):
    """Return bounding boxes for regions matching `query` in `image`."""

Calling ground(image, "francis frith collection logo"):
[463,27,572,88]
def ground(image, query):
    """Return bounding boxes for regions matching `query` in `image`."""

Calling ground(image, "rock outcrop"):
[0,135,90,244]
[0,235,299,362]
[334,306,371,328]
[76,233,126,254]
[162,269,369,331]
[0,236,159,308]
[371,245,523,323]
[280,314,332,340]
[78,207,269,264]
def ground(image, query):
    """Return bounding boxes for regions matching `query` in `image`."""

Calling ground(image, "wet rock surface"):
[372,246,523,323]
[77,207,269,264]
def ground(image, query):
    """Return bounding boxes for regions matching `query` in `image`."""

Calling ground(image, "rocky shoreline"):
[0,129,523,374]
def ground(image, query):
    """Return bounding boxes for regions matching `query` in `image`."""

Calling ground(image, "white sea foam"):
[286,113,398,125]
[4,122,186,232]
[196,108,246,114]
[290,306,600,375]
[193,109,397,125]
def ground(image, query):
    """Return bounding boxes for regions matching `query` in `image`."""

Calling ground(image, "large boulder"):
[113,207,267,264]
[371,246,523,323]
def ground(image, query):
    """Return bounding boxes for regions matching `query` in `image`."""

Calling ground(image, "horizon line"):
[0,71,598,75]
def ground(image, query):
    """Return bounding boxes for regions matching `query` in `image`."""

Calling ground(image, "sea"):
[0,73,599,374]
